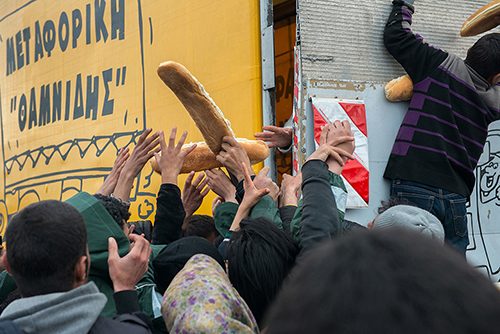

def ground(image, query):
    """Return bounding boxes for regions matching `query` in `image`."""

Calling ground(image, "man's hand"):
[122,129,161,179]
[154,128,197,185]
[253,167,280,201]
[327,121,355,157]
[96,147,130,196]
[240,164,270,208]
[182,172,210,218]
[279,173,302,207]
[113,129,161,202]
[307,143,353,164]
[205,168,237,203]
[255,125,293,149]
[216,136,254,182]
[322,121,355,174]
[108,234,151,292]
[230,164,270,232]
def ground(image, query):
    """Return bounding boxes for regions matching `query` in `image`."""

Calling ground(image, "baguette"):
[384,75,413,102]
[157,61,234,154]
[460,0,500,37]
[150,139,269,174]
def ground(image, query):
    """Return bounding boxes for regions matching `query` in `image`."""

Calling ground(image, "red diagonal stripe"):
[342,159,369,203]
[339,102,367,137]
[313,105,328,143]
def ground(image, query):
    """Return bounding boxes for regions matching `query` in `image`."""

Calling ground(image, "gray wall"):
[298,0,487,82]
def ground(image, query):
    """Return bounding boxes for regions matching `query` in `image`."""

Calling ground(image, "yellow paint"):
[0,0,263,233]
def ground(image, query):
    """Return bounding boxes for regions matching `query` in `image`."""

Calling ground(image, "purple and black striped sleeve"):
[383,0,447,83]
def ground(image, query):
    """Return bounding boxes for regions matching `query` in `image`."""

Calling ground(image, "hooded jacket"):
[0,282,150,334]
[66,193,165,332]
[66,192,131,317]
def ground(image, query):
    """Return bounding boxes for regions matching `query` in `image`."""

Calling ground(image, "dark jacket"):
[152,184,185,245]
[383,0,500,196]
[299,160,342,254]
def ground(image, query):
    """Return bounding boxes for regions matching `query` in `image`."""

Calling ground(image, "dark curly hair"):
[93,194,131,228]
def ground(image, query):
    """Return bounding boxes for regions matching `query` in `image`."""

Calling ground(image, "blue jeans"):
[390,180,469,257]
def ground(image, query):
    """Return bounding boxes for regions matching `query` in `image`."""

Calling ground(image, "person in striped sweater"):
[383,0,500,257]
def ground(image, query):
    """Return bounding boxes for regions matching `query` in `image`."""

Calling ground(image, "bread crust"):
[150,139,269,174]
[460,0,500,37]
[384,75,413,102]
[157,61,234,154]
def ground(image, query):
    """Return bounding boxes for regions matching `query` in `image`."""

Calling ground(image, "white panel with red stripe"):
[311,97,370,208]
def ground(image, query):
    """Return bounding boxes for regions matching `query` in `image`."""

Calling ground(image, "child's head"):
[465,33,500,85]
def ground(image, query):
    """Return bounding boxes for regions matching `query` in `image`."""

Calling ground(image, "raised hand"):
[230,163,270,232]
[205,168,237,203]
[96,147,130,196]
[154,128,197,185]
[216,136,254,182]
[182,172,210,218]
[321,121,355,174]
[253,166,280,201]
[255,125,293,149]
[307,143,354,165]
[113,129,161,202]
[279,173,302,207]
[123,128,161,179]
[107,234,152,292]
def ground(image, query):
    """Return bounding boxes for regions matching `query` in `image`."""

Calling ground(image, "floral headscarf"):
[162,254,259,334]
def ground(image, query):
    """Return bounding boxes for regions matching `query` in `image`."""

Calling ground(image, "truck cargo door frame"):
[260,0,277,179]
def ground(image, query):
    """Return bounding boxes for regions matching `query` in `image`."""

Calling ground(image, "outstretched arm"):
[152,129,196,245]
[384,0,447,83]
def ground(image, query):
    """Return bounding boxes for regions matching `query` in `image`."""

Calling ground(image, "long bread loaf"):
[158,61,234,154]
[460,0,500,37]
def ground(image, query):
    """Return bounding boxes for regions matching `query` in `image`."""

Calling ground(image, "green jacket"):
[214,195,283,238]
[66,193,165,324]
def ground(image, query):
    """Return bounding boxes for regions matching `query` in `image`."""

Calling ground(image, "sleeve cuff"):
[160,183,181,195]
[302,160,329,181]
[392,0,414,11]
[277,143,292,153]
[113,290,141,314]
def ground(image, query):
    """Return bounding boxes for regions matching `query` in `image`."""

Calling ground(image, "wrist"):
[241,197,259,210]
[281,194,298,207]
[224,195,238,204]
[112,282,135,293]
[121,167,137,181]
[222,192,237,203]
[233,173,244,183]
[327,160,343,175]
[161,171,178,185]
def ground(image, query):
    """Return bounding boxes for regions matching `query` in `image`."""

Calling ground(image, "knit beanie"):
[372,205,445,242]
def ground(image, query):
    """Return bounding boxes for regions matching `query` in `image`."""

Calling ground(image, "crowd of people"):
[0,0,498,333]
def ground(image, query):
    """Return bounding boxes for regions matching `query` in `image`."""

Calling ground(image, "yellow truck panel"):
[0,0,263,232]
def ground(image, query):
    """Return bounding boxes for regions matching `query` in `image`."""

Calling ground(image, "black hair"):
[377,197,412,214]
[5,201,87,297]
[183,215,219,240]
[266,229,500,334]
[93,194,130,228]
[465,33,500,82]
[227,217,299,326]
